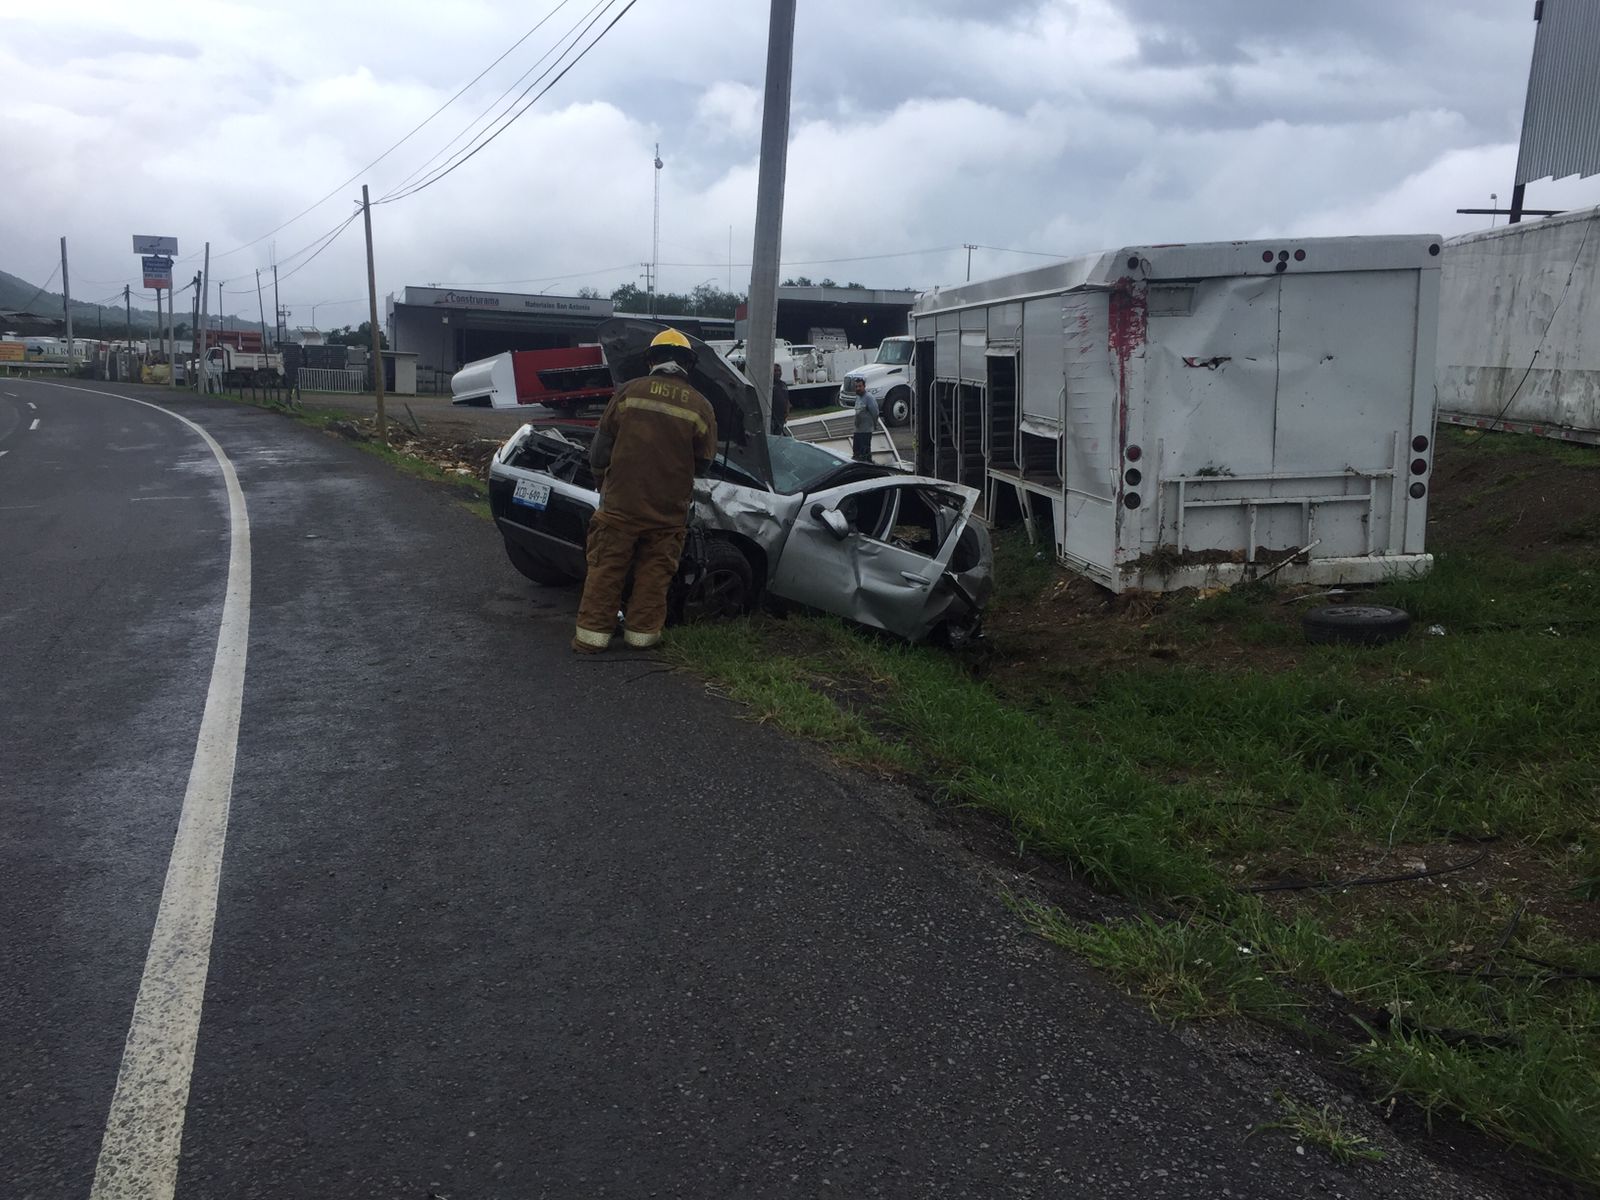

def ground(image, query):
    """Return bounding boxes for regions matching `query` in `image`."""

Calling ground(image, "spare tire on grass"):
[1302,604,1411,646]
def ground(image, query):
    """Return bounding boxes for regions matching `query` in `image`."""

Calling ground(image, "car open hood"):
[598,318,772,485]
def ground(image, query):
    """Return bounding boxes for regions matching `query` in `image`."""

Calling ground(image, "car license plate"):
[512,479,551,510]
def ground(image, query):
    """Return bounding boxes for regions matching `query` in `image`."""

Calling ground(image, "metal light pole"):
[964,243,977,281]
[744,0,797,436]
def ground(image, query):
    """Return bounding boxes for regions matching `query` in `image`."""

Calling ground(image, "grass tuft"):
[1252,1094,1386,1166]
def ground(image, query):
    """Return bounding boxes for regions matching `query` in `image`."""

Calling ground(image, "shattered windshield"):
[765,435,848,494]
[875,340,913,366]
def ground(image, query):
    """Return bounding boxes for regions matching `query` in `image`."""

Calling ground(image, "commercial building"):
[386,285,734,392]
[735,284,919,348]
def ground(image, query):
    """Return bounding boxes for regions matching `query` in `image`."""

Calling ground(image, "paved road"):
[2,380,1509,1198]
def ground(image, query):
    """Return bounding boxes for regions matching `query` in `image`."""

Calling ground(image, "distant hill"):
[0,268,248,336]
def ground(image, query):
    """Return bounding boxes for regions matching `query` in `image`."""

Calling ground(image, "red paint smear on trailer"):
[1107,277,1147,465]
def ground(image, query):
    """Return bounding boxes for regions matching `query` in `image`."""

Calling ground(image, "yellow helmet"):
[650,328,692,352]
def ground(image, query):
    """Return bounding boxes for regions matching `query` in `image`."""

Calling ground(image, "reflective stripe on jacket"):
[591,369,718,528]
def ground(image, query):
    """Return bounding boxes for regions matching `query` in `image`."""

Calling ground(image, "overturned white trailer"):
[909,235,1442,592]
[1437,205,1600,444]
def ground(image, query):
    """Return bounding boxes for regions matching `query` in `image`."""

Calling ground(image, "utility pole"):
[197,243,211,393]
[166,278,176,390]
[272,263,281,346]
[60,237,73,353]
[218,280,224,337]
[964,243,977,281]
[255,269,269,348]
[124,285,131,348]
[361,184,388,446]
[190,274,200,378]
[744,0,797,436]
[153,287,162,371]
[652,143,663,318]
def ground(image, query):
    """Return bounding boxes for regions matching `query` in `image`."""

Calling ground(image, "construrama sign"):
[401,286,613,319]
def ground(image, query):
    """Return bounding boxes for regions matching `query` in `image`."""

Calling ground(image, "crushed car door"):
[768,478,979,640]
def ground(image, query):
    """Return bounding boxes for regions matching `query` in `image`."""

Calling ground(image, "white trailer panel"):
[911,235,1442,592]
[1436,205,1600,444]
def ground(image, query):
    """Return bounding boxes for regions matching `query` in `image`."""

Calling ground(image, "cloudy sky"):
[5,0,1599,327]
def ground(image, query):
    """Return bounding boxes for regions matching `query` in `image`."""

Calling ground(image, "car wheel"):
[677,540,754,623]
[1302,603,1411,646]
[504,538,578,587]
[885,387,911,427]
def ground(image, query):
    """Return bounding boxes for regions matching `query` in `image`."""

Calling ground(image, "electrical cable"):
[433,261,641,288]
[178,0,580,264]
[1477,212,1595,437]
[14,264,62,313]
[273,210,364,288]
[376,0,609,202]
[377,0,638,205]
[971,243,1074,260]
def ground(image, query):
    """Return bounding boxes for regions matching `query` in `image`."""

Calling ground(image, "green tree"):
[326,321,388,349]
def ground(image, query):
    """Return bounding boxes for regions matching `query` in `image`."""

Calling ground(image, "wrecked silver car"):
[486,319,994,644]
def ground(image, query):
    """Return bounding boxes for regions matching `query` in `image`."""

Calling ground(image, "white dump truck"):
[203,345,285,387]
[908,235,1443,592]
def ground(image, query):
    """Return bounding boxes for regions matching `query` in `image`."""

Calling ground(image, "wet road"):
[1,380,1504,1198]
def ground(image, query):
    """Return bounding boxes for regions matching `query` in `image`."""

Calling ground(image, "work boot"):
[623,628,662,650]
[572,626,613,654]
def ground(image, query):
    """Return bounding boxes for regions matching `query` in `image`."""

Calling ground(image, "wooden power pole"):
[361,184,387,446]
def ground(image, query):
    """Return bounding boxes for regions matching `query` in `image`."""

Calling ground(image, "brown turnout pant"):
[575,514,686,643]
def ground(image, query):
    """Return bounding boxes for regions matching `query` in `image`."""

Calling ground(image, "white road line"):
[33,383,251,1200]
[28,400,37,409]
[29,418,40,430]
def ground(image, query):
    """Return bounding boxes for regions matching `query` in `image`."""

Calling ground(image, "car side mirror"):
[811,503,851,540]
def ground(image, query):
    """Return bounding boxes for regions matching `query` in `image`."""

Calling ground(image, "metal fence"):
[297,367,368,393]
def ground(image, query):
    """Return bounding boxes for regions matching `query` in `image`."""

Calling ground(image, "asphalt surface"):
[1,379,1512,1198]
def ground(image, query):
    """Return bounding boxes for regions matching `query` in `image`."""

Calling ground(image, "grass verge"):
[664,530,1600,1188]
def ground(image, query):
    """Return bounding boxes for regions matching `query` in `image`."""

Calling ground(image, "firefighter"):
[572,328,718,654]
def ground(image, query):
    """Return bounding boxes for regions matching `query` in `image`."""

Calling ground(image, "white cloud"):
[4,0,1600,318]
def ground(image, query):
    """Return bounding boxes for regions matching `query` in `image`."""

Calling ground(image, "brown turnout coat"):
[590,369,718,529]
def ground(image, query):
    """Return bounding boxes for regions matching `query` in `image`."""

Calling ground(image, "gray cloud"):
[0,0,1594,316]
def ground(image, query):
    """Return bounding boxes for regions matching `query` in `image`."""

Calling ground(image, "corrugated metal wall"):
[1515,0,1600,184]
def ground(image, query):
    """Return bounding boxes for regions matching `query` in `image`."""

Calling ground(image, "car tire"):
[885,387,911,427]
[676,539,755,623]
[504,538,578,587]
[1301,603,1411,646]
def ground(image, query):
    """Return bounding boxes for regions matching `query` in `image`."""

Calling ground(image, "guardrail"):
[297,367,367,393]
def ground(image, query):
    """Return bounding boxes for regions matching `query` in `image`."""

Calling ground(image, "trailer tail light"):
[1412,434,1429,452]
[1261,251,1274,263]
[1124,468,1142,486]
[1410,483,1427,499]
[1294,249,1306,261]
[1125,444,1142,462]
[1411,458,1428,475]
[1124,492,1142,509]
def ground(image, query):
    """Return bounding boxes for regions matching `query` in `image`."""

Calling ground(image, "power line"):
[376,0,605,203]
[378,0,639,206]
[273,210,364,288]
[180,0,581,265]
[13,264,62,313]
